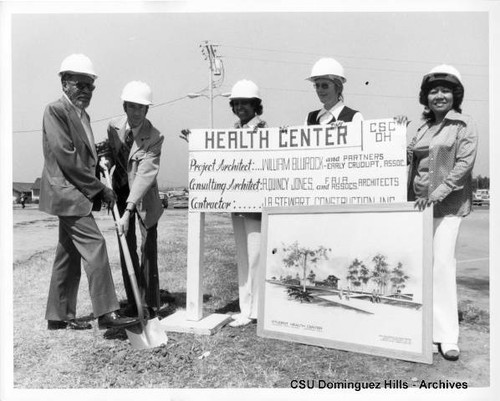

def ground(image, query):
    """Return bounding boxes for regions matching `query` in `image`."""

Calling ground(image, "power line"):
[13,80,488,134]
[13,94,191,134]
[13,62,489,134]
[224,55,488,78]
[259,86,488,102]
[222,44,488,69]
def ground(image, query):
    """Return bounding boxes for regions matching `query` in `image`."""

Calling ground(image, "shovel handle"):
[100,158,145,325]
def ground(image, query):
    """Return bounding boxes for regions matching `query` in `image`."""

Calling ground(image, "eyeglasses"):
[314,82,333,90]
[231,99,252,107]
[67,81,96,92]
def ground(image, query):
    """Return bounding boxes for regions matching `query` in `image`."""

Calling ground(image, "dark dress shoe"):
[48,319,92,330]
[98,311,140,330]
[122,304,138,317]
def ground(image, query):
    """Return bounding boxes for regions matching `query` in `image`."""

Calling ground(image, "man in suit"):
[105,81,164,318]
[40,54,139,331]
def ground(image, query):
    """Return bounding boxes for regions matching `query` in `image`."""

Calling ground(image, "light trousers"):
[232,214,261,320]
[433,215,462,344]
[45,214,120,321]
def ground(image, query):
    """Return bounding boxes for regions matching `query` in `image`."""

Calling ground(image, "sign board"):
[188,119,407,212]
[258,203,433,364]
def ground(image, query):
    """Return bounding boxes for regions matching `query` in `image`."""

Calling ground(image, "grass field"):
[11,207,490,391]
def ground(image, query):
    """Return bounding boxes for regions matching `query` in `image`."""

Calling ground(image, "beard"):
[63,86,92,109]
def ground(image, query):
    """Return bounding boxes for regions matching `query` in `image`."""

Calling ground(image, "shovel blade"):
[125,318,168,350]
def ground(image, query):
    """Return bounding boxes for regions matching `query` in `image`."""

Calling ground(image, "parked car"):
[172,194,189,209]
[159,192,169,208]
[473,189,490,206]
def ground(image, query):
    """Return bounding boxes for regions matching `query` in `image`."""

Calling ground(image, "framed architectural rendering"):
[257,203,433,364]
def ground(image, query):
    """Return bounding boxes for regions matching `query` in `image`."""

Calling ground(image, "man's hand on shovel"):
[118,210,131,236]
[99,157,122,227]
[101,187,117,208]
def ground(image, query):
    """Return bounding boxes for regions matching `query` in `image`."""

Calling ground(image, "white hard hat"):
[419,64,464,107]
[423,64,463,87]
[229,79,261,100]
[121,81,153,105]
[59,54,97,79]
[307,57,346,83]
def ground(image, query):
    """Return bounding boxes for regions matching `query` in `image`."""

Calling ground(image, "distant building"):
[12,178,41,203]
[31,178,41,201]
[315,274,340,289]
[282,277,300,286]
[300,278,316,287]
[12,182,33,202]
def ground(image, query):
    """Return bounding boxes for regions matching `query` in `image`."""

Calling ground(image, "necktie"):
[125,129,134,150]
[116,129,134,188]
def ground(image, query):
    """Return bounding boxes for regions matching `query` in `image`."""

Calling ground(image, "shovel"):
[100,159,168,349]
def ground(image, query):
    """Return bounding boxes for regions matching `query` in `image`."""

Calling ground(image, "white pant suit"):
[231,214,261,319]
[407,109,478,349]
[231,115,267,321]
[433,216,462,344]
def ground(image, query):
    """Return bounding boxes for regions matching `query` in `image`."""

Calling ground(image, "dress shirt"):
[63,93,97,161]
[407,110,478,217]
[234,116,267,129]
[115,122,144,189]
[125,122,144,139]
[315,101,364,124]
[411,124,441,198]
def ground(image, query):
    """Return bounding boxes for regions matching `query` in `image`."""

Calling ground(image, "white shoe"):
[440,343,460,361]
[229,317,253,327]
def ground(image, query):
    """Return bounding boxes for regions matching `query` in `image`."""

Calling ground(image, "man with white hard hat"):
[306,57,363,125]
[40,54,139,331]
[105,81,165,318]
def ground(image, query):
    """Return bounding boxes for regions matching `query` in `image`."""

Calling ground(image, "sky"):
[9,5,491,189]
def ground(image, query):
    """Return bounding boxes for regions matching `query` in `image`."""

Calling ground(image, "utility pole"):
[200,40,223,128]
[182,41,228,325]
[163,40,232,332]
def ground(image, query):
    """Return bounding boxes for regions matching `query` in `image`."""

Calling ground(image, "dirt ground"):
[10,204,492,393]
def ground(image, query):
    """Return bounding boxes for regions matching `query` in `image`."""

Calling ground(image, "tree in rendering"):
[282,241,330,294]
[371,253,391,295]
[307,270,317,284]
[346,258,363,290]
[358,261,371,291]
[390,262,410,294]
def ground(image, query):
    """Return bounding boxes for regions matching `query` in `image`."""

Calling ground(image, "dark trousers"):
[116,186,160,311]
[45,214,120,321]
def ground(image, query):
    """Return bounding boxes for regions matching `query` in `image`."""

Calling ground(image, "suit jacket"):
[39,96,105,216]
[107,116,164,228]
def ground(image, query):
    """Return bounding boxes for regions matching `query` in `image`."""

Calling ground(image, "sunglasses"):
[314,82,333,90]
[67,81,96,92]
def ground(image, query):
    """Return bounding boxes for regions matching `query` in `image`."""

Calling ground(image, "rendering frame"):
[258,203,434,364]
